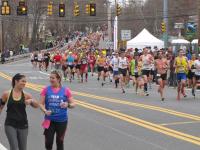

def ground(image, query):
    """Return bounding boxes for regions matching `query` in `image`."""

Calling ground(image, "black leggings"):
[44,121,68,150]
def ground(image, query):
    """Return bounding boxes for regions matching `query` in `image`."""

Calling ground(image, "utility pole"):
[113,0,118,51]
[107,1,112,41]
[163,0,168,49]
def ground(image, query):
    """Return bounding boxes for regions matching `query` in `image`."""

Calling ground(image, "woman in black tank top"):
[0,73,38,150]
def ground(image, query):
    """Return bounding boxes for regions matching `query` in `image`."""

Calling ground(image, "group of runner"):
[30,47,200,101]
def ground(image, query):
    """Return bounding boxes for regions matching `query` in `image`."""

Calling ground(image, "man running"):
[96,52,106,83]
[140,48,154,96]
[111,52,120,88]
[53,51,62,70]
[130,54,139,93]
[66,52,75,82]
[80,52,88,83]
[192,54,200,97]
[155,51,168,101]
[118,51,128,93]
[88,51,96,76]
[174,49,189,100]
[38,51,43,71]
[43,51,50,72]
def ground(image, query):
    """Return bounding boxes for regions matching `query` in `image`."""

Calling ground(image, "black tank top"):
[5,90,28,129]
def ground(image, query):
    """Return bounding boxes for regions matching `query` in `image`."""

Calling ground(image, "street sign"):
[121,30,131,40]
[174,23,184,29]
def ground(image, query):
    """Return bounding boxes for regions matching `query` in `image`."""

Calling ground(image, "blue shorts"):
[113,70,119,76]
[177,73,187,81]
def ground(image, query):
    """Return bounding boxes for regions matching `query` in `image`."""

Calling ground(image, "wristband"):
[0,98,6,106]
[68,103,71,108]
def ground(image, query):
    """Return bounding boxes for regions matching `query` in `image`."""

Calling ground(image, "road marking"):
[75,100,200,146]
[2,73,200,146]
[1,71,200,122]
[0,143,8,150]
[39,71,50,76]
[17,83,200,146]
[160,121,200,126]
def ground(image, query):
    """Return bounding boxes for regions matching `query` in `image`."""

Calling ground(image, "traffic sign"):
[121,30,131,41]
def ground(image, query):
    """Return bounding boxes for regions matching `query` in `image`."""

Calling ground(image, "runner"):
[188,54,196,89]
[192,54,200,97]
[140,48,154,96]
[33,52,38,68]
[88,51,96,76]
[38,51,43,71]
[96,52,106,83]
[0,73,38,150]
[44,51,50,72]
[174,49,189,100]
[75,53,82,82]
[137,57,145,95]
[155,51,169,101]
[66,52,75,82]
[130,54,139,93]
[111,52,119,88]
[80,52,88,83]
[118,51,128,93]
[61,51,68,81]
[39,70,75,150]
[101,55,110,86]
[53,51,62,70]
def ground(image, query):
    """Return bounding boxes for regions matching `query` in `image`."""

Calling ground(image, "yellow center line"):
[2,72,200,145]
[1,71,200,122]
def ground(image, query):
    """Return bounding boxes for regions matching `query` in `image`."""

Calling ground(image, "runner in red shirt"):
[88,51,96,76]
[53,52,62,70]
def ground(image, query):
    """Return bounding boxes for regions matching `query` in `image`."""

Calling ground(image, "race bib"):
[157,74,161,77]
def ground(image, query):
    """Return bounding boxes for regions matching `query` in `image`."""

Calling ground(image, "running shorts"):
[177,73,187,81]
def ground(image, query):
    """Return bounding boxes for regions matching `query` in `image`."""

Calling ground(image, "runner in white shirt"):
[111,52,119,88]
[140,48,153,96]
[118,51,128,93]
[38,52,43,71]
[192,55,200,97]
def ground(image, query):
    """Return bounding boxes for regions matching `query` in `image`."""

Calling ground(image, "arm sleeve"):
[65,88,72,99]
[40,87,48,96]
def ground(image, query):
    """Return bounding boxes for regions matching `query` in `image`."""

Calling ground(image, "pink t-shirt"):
[41,86,72,98]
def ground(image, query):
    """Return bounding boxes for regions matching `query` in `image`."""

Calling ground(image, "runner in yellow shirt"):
[174,49,189,100]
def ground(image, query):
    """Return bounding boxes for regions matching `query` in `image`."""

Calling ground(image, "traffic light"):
[17,0,28,16]
[90,3,96,16]
[85,4,90,14]
[47,2,53,16]
[1,0,11,15]
[59,3,65,17]
[161,22,166,32]
[73,2,79,16]
[116,3,121,16]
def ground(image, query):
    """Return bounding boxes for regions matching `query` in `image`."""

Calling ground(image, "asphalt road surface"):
[1,59,200,150]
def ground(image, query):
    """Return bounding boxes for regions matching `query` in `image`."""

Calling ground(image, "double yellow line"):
[1,72,200,146]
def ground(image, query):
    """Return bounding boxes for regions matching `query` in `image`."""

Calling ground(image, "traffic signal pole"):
[163,0,168,49]
[114,0,118,51]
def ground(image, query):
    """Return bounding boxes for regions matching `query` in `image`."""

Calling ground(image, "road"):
[1,59,200,150]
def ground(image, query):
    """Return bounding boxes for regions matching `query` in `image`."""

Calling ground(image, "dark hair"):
[12,73,26,88]
[51,70,62,86]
